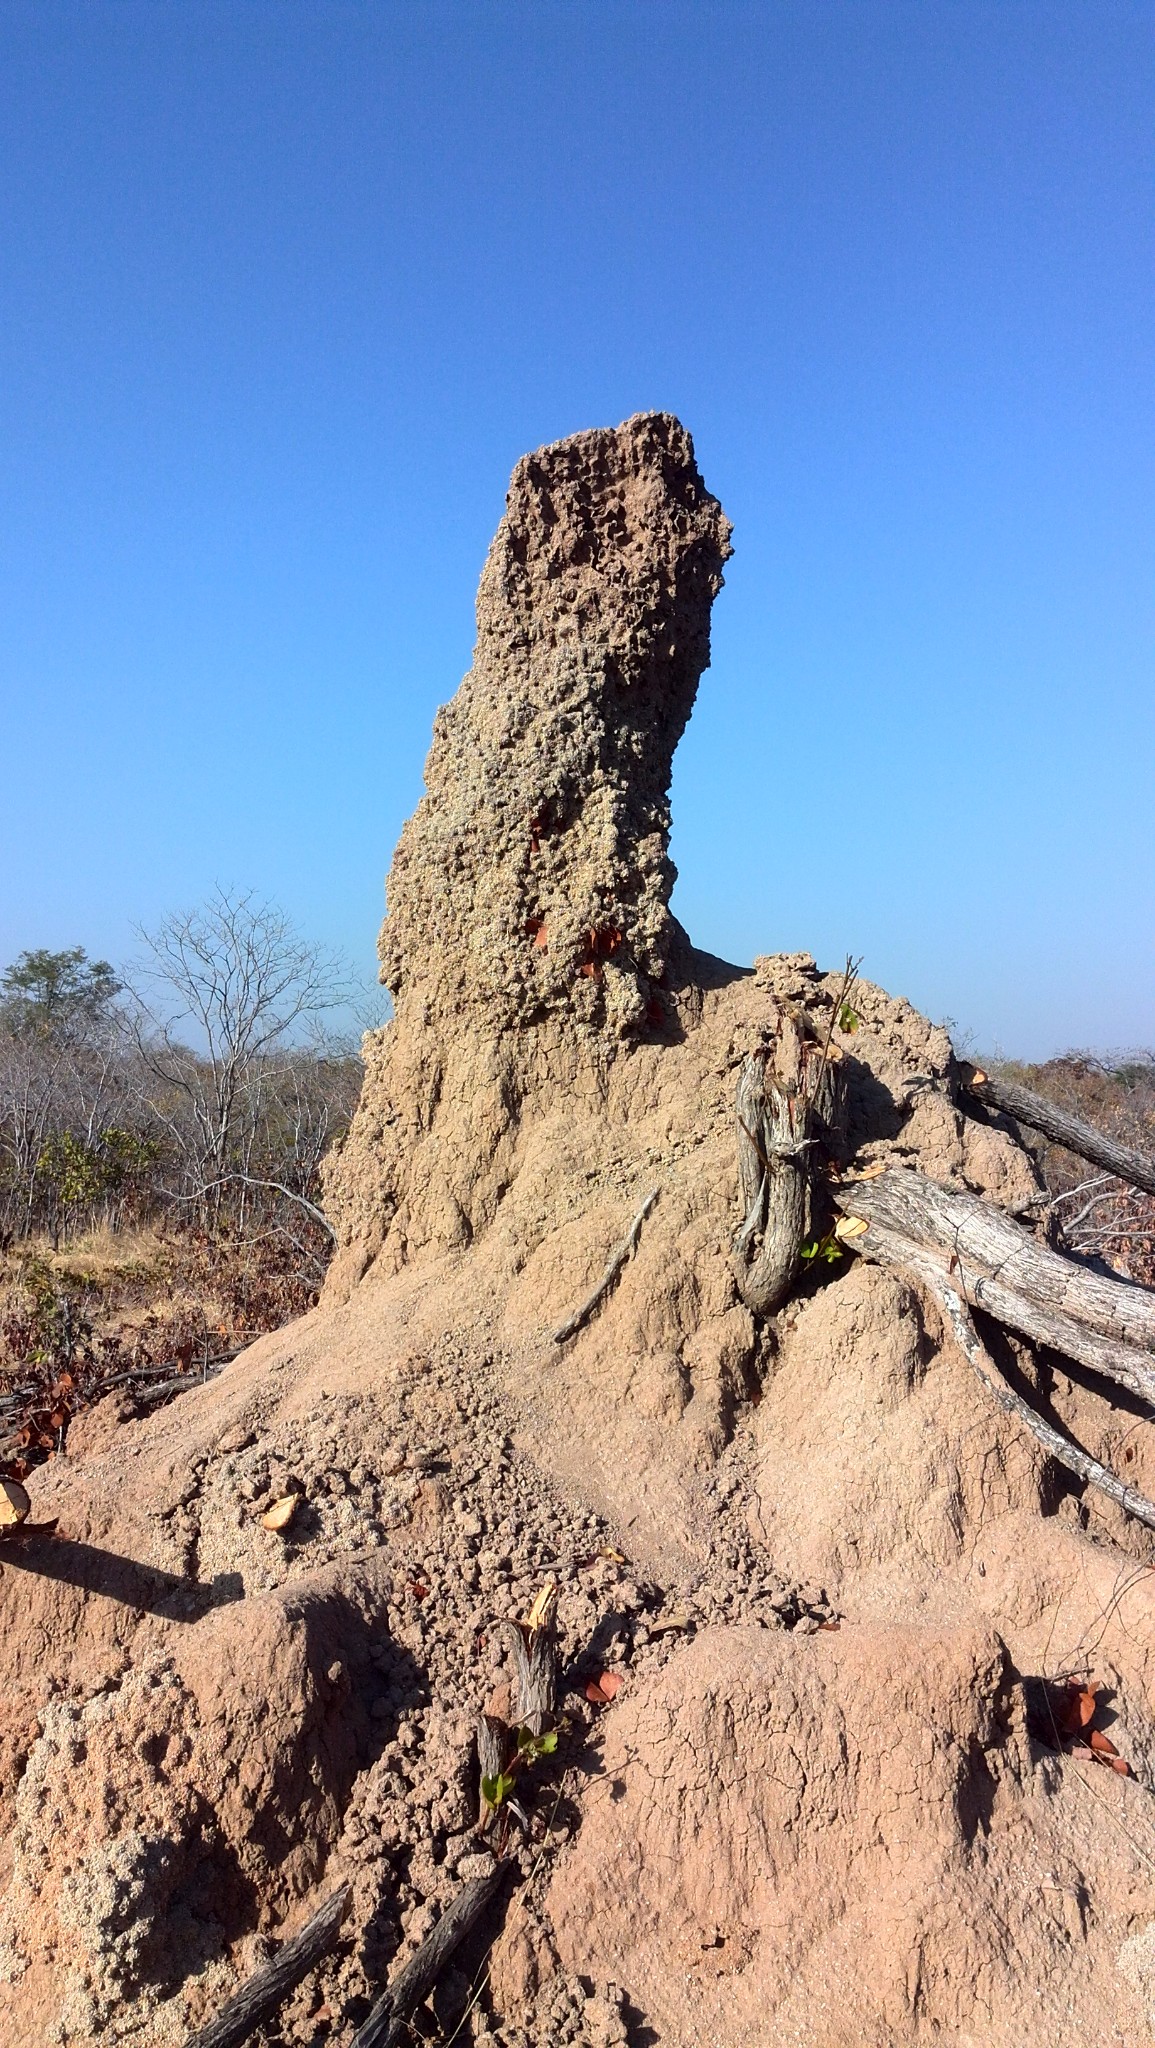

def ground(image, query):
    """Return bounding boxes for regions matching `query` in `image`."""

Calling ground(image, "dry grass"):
[45,1222,167,1284]
[0,1216,331,1480]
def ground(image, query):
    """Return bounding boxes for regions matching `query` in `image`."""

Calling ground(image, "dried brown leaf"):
[0,1479,31,1528]
[834,1215,869,1241]
[261,1493,301,1533]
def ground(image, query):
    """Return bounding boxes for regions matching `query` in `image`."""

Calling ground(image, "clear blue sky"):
[1,2,1151,1058]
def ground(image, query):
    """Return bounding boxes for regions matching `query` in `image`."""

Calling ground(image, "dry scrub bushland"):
[991,1052,1155,1285]
[0,898,364,1469]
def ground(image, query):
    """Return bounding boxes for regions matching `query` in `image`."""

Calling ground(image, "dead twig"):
[182,1884,350,2048]
[808,954,862,1111]
[552,1188,659,1343]
[350,1865,507,2048]
[163,1174,337,1241]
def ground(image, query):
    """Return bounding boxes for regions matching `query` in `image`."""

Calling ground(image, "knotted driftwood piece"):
[733,1013,842,1315]
[961,1063,1155,1198]
[183,1885,350,2048]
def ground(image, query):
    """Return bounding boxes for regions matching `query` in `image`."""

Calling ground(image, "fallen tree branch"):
[164,1175,337,1242]
[875,1241,1155,1533]
[183,1884,350,2048]
[351,1865,507,2048]
[960,1064,1155,1198]
[836,1167,1155,1400]
[133,1367,225,1406]
[552,1188,659,1343]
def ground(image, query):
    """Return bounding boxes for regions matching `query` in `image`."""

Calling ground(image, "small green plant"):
[800,1232,843,1265]
[481,1770,517,1810]
[838,1001,860,1033]
[516,1726,558,1761]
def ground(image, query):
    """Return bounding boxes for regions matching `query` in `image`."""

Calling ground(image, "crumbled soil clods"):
[0,1326,821,2047]
[4,414,1155,2045]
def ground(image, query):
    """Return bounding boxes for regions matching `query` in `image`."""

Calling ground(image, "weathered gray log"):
[733,1018,842,1316]
[863,1233,1155,1532]
[960,1063,1155,1198]
[856,1204,1155,1400]
[183,1885,350,2048]
[836,1167,1155,1397]
[552,1187,659,1343]
[350,1865,506,2048]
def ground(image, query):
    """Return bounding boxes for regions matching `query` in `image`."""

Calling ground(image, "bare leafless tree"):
[130,889,354,1229]
[0,949,144,1244]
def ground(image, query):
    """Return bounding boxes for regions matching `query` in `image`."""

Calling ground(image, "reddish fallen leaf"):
[1055,1683,1097,1737]
[1109,1756,1132,1775]
[1089,1727,1120,1758]
[818,1619,841,1632]
[585,1670,623,1704]
[408,1581,429,1601]
[578,961,598,979]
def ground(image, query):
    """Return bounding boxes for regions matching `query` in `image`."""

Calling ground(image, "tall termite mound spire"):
[325,412,732,1278]
[380,411,732,1036]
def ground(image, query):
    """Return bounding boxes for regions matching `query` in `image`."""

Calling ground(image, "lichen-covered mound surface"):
[3,415,1155,2047]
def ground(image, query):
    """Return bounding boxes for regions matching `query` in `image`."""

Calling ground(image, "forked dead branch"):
[734,1031,1155,1529]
